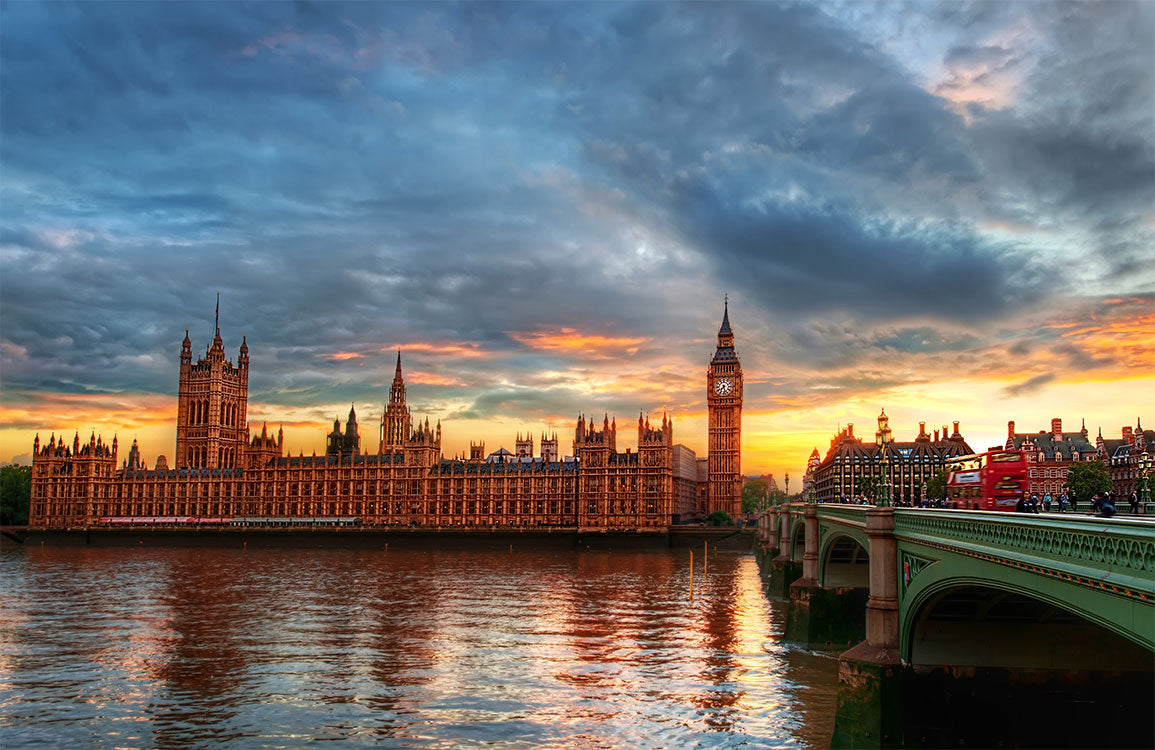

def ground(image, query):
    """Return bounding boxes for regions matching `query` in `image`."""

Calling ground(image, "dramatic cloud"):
[2,1,1152,479]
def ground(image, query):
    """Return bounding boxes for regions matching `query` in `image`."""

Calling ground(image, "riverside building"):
[29,303,744,530]
[807,410,973,504]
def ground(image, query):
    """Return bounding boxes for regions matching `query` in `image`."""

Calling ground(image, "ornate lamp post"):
[877,451,892,507]
[1140,453,1152,506]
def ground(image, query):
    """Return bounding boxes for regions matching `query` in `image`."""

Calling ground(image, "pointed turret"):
[711,295,737,363]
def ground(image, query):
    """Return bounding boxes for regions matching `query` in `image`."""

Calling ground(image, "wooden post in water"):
[704,541,708,577]
[689,550,694,600]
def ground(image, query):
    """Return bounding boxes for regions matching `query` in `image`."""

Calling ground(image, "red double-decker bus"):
[945,449,1027,511]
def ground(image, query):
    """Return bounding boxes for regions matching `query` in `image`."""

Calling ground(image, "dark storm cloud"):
[1003,373,1056,399]
[1,0,1151,431]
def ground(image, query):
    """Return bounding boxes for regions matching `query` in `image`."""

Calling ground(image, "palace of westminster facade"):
[29,304,745,530]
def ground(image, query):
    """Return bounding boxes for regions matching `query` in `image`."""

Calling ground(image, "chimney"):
[1123,426,1133,444]
[848,423,854,438]
[934,429,940,441]
[1051,418,1062,440]
[1007,420,1015,438]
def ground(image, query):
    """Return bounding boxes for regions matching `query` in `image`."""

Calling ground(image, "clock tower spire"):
[707,295,743,519]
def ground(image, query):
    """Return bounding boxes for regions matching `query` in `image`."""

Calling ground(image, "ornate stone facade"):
[175,301,249,469]
[29,313,702,531]
[707,300,743,518]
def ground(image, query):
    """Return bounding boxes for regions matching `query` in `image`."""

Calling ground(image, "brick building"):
[1004,418,1098,498]
[809,410,972,504]
[1097,419,1154,498]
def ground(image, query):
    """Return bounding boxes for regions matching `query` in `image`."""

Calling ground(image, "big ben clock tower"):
[707,297,743,518]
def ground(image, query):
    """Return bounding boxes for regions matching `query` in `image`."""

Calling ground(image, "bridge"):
[757,503,1155,748]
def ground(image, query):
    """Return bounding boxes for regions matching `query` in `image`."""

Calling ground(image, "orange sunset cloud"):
[508,328,647,356]
[387,342,489,358]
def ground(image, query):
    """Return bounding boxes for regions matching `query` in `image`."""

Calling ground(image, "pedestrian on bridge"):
[1043,492,1052,512]
[1059,491,1069,512]
[1129,491,1139,514]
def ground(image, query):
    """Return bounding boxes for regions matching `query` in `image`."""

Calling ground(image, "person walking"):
[1043,492,1052,512]
[1129,491,1139,514]
[1059,491,1068,513]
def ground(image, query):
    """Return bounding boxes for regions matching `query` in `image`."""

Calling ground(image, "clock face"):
[714,377,734,396]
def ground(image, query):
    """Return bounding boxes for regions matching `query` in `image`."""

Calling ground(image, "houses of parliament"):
[28,303,745,530]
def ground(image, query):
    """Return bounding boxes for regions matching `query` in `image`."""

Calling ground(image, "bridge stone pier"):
[757,502,1155,748]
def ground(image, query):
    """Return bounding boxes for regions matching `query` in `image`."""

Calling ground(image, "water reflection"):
[1,544,836,748]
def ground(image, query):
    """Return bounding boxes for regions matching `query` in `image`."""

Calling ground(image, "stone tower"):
[380,351,412,452]
[707,297,743,518]
[515,432,534,458]
[175,296,249,468]
[327,404,361,458]
[540,432,559,463]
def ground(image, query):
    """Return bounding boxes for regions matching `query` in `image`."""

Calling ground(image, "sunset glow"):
[1,2,1151,485]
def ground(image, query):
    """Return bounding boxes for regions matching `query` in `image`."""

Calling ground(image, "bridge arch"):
[902,571,1153,667]
[790,519,806,563]
[818,531,869,588]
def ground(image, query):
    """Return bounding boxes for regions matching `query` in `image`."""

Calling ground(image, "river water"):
[0,541,837,748]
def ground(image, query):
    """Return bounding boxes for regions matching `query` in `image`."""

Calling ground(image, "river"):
[0,541,837,748]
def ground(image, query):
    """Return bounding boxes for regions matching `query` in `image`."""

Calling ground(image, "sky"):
[1,1,1152,485]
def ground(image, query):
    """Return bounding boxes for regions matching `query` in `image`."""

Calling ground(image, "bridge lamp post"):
[877,453,892,507]
[1140,453,1152,506]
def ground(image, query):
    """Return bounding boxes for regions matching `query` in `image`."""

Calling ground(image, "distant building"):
[326,405,362,459]
[810,410,972,504]
[1005,418,1098,498]
[1096,420,1153,498]
[696,457,709,517]
[672,444,700,522]
[802,448,821,499]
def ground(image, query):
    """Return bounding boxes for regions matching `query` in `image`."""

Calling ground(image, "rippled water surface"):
[1,540,836,748]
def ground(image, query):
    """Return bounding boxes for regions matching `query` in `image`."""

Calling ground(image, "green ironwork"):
[894,512,1155,590]
[816,503,870,528]
[894,510,1155,654]
[799,506,1155,655]
[876,453,892,507]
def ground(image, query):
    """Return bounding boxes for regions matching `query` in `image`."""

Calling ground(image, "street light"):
[1140,453,1152,506]
[877,451,892,507]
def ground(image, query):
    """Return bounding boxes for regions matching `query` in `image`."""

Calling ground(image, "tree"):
[1065,460,1111,505]
[741,479,768,513]
[0,464,32,525]
[926,469,948,502]
[706,510,733,526]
